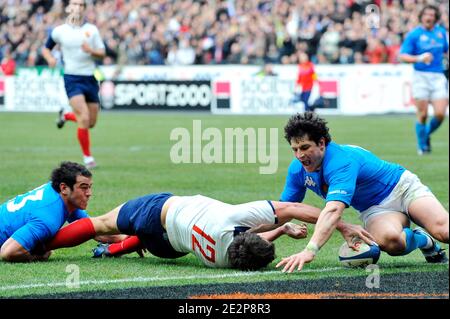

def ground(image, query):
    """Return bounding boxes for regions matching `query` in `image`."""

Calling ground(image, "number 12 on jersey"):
[192,225,216,263]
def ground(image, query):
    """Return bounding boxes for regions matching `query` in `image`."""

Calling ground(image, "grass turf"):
[0,112,448,298]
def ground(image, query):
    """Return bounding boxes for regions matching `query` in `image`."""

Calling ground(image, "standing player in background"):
[399,4,448,155]
[291,52,317,112]
[42,0,105,169]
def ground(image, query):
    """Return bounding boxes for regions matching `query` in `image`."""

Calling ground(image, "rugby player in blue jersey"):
[399,4,448,155]
[0,162,123,262]
[42,0,105,169]
[276,112,448,273]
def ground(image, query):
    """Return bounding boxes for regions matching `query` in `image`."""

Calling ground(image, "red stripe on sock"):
[108,236,143,256]
[77,128,91,157]
[64,112,77,122]
[45,218,96,250]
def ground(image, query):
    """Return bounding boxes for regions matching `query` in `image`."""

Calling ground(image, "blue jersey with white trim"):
[0,182,88,252]
[45,23,105,76]
[400,25,448,73]
[280,142,405,212]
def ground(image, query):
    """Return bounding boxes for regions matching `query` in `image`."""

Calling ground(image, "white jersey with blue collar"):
[165,195,277,268]
[47,23,104,76]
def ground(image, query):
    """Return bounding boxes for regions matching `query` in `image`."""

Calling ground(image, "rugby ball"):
[338,237,380,268]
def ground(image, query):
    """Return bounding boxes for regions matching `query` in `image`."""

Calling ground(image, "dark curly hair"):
[284,112,332,146]
[419,4,441,23]
[227,232,275,271]
[50,161,92,193]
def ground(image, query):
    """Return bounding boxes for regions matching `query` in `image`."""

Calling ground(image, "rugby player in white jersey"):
[43,193,372,270]
[42,0,105,169]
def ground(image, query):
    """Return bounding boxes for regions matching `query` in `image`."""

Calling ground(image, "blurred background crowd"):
[1,0,449,75]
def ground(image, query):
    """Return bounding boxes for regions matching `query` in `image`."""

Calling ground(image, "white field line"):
[0,267,342,291]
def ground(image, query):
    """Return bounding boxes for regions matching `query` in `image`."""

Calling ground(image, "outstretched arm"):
[271,201,374,246]
[276,201,345,273]
[256,222,308,242]
[246,201,320,235]
[272,201,322,224]
[308,201,345,249]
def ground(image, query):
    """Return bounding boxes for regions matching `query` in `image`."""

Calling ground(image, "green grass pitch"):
[0,112,448,297]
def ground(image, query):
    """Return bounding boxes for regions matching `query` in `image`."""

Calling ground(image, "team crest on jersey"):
[420,35,428,42]
[305,176,316,187]
[84,31,91,38]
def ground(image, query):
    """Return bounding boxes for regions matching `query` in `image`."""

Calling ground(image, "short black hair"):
[50,161,92,193]
[227,232,275,271]
[419,4,441,23]
[284,112,332,145]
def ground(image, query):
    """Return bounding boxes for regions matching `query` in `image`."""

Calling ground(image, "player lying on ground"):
[0,162,125,262]
[43,193,373,270]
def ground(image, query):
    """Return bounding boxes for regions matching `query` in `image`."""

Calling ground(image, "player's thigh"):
[408,196,449,241]
[412,71,431,101]
[414,99,429,119]
[91,204,123,235]
[430,73,448,116]
[431,98,449,119]
[69,95,90,120]
[87,102,99,127]
[365,212,409,245]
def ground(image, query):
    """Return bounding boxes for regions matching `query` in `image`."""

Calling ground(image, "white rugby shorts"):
[359,170,435,227]
[412,70,448,101]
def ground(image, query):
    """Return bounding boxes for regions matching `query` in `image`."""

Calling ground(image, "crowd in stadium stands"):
[0,0,449,74]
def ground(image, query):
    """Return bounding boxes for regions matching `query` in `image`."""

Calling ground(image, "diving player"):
[277,112,448,273]
[42,193,372,270]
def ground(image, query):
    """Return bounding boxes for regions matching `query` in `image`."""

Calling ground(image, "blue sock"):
[400,228,430,256]
[415,122,427,150]
[426,116,442,136]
